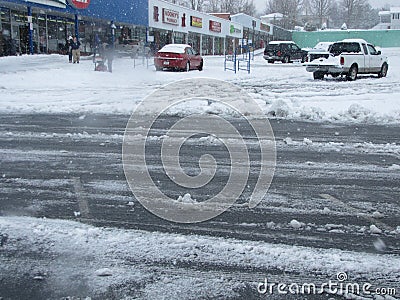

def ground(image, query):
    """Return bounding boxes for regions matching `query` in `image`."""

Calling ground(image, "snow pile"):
[1,50,400,124]
[176,193,197,204]
[1,217,400,283]
[388,164,400,171]
[373,238,387,252]
[370,224,383,234]
[289,219,303,229]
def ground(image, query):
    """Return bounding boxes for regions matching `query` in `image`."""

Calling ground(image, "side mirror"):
[377,50,381,55]
[196,52,200,56]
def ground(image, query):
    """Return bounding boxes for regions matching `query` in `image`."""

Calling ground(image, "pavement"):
[0,113,399,299]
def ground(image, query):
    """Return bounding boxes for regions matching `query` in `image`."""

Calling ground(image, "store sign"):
[230,25,242,34]
[209,20,221,32]
[190,16,202,28]
[28,0,66,8]
[67,0,90,10]
[260,22,271,33]
[162,8,179,26]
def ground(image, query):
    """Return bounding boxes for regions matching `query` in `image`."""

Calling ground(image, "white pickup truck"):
[305,39,389,80]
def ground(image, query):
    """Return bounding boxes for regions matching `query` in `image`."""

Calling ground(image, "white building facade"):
[390,7,400,29]
[148,0,243,55]
[230,13,273,49]
[375,7,400,30]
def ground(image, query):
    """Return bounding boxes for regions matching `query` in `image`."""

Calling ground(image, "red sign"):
[209,20,221,32]
[162,8,179,26]
[68,0,90,10]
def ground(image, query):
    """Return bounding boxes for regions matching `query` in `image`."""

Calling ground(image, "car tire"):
[378,63,388,78]
[185,61,190,72]
[346,65,358,81]
[198,60,203,71]
[282,56,290,63]
[313,72,324,80]
[268,60,274,64]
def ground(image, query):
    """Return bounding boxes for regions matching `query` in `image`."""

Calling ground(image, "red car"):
[154,44,203,72]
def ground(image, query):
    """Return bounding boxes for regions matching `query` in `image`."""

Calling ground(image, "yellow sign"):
[190,16,202,28]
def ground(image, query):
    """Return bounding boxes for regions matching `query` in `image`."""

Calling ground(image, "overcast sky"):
[254,0,400,14]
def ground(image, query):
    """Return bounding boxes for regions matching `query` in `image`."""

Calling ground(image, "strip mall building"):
[0,0,273,56]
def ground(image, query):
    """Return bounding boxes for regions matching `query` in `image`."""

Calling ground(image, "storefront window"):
[201,35,213,55]
[1,7,13,56]
[214,37,224,55]
[37,14,47,53]
[188,32,200,53]
[47,16,67,53]
[174,31,185,44]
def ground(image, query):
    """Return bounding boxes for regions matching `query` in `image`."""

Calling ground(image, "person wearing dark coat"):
[67,36,73,63]
[71,36,81,64]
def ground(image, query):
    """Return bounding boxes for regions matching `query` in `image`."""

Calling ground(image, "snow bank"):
[1,50,400,124]
[1,216,399,280]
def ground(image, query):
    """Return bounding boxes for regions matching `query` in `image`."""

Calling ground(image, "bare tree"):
[187,0,204,11]
[241,0,257,15]
[265,0,303,29]
[341,0,367,28]
[310,0,332,27]
[220,0,237,12]
[204,0,220,12]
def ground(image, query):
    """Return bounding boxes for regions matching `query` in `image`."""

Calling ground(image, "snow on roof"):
[269,41,295,44]
[379,10,391,16]
[261,12,284,18]
[159,44,191,54]
[390,7,400,13]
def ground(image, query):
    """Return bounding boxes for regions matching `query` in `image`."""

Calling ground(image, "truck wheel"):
[346,65,358,81]
[313,72,324,80]
[378,63,388,78]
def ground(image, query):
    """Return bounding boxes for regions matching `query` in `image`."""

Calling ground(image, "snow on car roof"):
[340,39,368,44]
[313,42,333,49]
[159,44,191,54]
[268,41,295,44]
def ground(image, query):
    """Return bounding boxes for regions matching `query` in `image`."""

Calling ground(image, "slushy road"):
[0,114,399,299]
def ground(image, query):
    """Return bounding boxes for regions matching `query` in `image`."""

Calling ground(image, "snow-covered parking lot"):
[0,49,400,123]
[0,51,400,299]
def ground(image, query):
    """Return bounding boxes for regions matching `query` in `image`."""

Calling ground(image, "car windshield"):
[330,42,361,56]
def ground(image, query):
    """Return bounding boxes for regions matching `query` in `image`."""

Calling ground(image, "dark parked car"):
[154,44,203,72]
[263,41,307,64]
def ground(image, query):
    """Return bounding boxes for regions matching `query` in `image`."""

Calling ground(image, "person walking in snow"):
[67,36,73,63]
[71,36,81,64]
